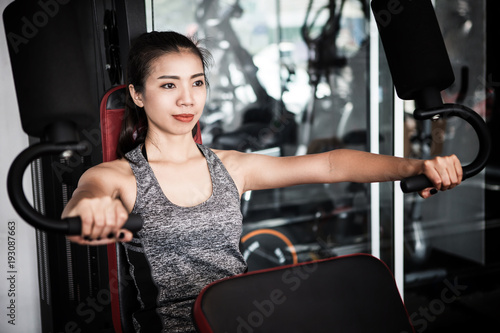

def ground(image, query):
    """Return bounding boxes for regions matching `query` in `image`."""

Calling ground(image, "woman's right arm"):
[61,164,134,245]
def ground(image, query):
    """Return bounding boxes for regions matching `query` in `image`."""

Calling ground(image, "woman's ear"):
[129,84,144,108]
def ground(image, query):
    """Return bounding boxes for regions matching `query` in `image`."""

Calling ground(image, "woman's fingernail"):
[83,236,91,241]
[107,232,115,239]
[118,232,125,239]
[430,188,438,195]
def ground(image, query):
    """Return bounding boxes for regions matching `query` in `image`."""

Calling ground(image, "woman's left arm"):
[222,149,462,199]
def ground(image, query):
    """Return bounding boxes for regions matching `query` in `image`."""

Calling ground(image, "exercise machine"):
[4,1,145,331]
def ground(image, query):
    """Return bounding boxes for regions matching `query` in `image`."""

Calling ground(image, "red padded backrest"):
[100,85,126,162]
[100,84,202,333]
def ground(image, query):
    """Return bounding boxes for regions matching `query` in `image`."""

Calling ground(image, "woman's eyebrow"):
[156,73,204,80]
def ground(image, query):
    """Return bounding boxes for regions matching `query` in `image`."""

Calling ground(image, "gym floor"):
[404,242,500,332]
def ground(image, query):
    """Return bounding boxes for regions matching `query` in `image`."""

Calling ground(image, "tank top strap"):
[196,144,233,194]
[125,145,167,210]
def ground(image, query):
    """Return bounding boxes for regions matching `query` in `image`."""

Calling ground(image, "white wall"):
[0,0,41,332]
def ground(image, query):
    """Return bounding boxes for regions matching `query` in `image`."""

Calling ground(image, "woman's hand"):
[63,196,134,246]
[418,154,463,199]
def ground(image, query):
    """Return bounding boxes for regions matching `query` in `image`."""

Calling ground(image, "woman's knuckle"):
[94,217,104,227]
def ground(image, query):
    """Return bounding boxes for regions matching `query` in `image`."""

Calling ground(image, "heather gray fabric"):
[124,144,247,332]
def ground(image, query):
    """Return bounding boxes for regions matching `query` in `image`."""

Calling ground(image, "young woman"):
[62,31,462,332]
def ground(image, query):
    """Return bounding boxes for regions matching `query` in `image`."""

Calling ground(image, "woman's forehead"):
[148,51,204,76]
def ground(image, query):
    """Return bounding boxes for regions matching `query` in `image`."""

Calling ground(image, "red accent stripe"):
[100,84,127,333]
[106,244,121,332]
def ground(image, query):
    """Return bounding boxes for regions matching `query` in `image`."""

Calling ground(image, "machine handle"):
[7,141,143,234]
[64,214,143,236]
[401,104,491,193]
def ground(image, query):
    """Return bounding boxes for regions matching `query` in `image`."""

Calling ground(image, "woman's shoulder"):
[79,158,133,184]
[71,158,136,211]
[212,148,283,165]
[95,158,132,172]
[210,148,242,157]
[210,148,247,165]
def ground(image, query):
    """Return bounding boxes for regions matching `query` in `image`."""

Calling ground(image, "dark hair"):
[116,31,212,158]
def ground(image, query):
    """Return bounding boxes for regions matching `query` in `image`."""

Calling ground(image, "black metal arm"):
[7,141,143,235]
[401,104,491,193]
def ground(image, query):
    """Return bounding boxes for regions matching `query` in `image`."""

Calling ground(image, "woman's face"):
[130,51,206,137]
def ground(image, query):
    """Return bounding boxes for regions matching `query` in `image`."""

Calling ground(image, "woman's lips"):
[172,114,194,122]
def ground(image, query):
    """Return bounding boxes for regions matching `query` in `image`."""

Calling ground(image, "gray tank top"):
[123,144,247,332]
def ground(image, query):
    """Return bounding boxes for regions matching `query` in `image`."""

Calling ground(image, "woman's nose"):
[177,86,194,106]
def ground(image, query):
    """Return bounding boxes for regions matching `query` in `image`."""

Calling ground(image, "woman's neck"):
[144,132,200,163]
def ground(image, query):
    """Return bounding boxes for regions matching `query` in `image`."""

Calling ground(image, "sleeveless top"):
[123,144,247,332]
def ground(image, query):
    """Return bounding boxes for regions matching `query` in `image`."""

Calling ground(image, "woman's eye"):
[162,83,175,89]
[193,80,204,87]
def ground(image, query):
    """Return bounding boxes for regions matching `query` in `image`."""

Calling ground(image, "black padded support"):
[194,254,414,333]
[3,0,98,139]
[371,0,455,107]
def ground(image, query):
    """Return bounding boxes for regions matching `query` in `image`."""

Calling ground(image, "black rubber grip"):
[400,174,435,194]
[65,213,144,236]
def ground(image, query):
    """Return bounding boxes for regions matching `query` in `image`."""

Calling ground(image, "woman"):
[62,31,462,332]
